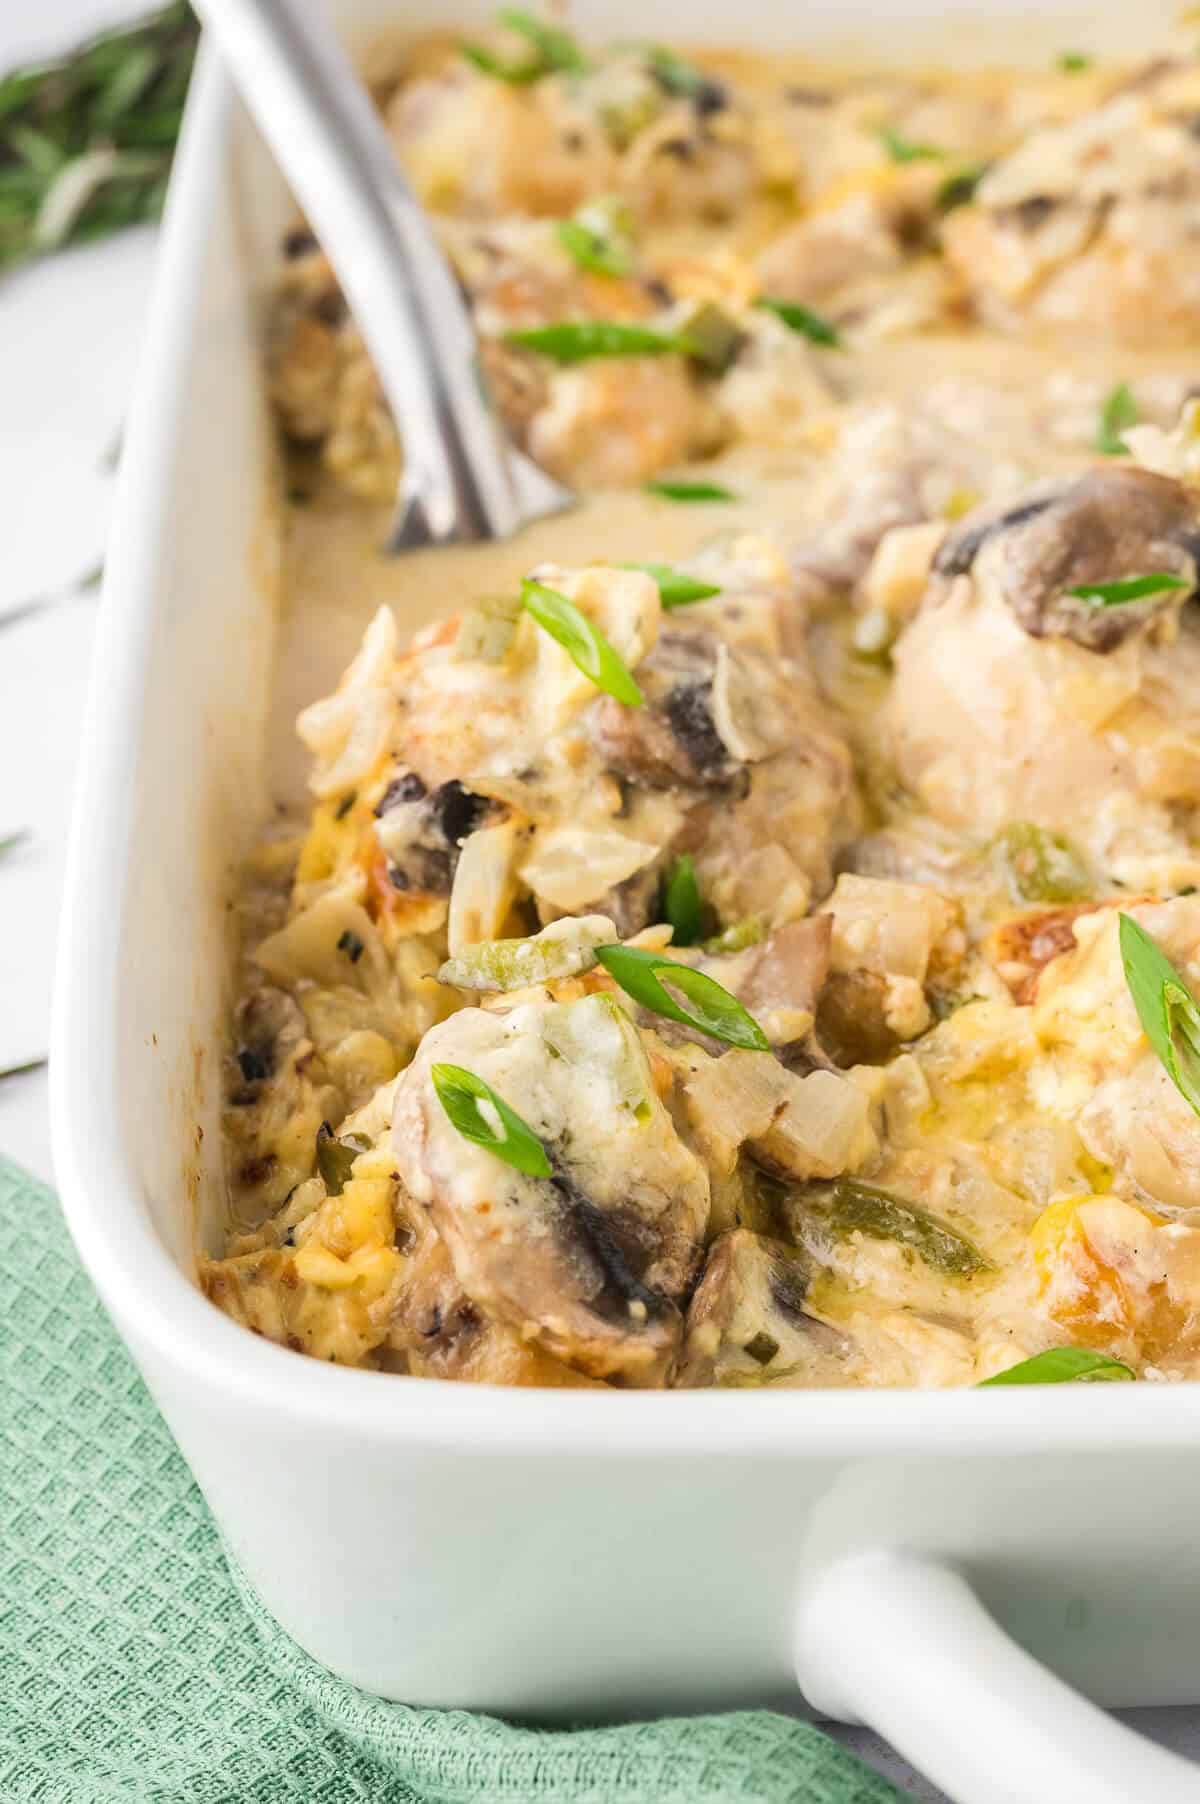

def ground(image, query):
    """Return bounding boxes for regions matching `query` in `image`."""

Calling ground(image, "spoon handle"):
[191,0,572,546]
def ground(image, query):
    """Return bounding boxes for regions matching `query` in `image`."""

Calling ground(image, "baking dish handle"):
[795,1549,1200,1804]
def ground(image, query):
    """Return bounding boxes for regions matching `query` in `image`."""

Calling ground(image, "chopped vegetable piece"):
[1056,50,1093,72]
[1096,382,1137,456]
[663,855,703,946]
[679,301,745,374]
[315,1122,370,1196]
[521,578,645,706]
[437,916,615,991]
[823,1177,993,1277]
[1068,572,1189,607]
[595,943,770,1050]
[334,790,356,820]
[993,822,1091,905]
[878,125,943,162]
[1119,912,1200,1120]
[505,321,693,363]
[336,928,365,963]
[555,198,637,277]
[620,562,721,607]
[936,161,987,211]
[644,478,737,503]
[431,1062,553,1178]
[980,1347,1133,1384]
[643,43,718,102]
[744,1330,780,1367]
[703,916,764,954]
[0,829,29,858]
[0,1057,47,1082]
[755,296,842,347]
[463,7,588,82]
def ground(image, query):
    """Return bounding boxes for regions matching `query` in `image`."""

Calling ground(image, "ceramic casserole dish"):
[51,4,1200,1801]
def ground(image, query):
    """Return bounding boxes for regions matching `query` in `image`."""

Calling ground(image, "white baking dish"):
[51,5,1200,1801]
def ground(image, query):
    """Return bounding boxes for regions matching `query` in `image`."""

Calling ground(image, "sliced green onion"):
[521,578,644,706]
[315,1122,371,1196]
[1119,911,1200,1120]
[823,1178,992,1278]
[619,562,721,607]
[555,211,635,277]
[992,821,1090,905]
[980,1347,1133,1385]
[754,295,842,348]
[936,161,987,211]
[0,829,29,858]
[505,320,693,363]
[431,1062,553,1178]
[1068,572,1189,608]
[463,8,588,82]
[1056,50,1093,72]
[878,125,944,163]
[644,478,737,503]
[595,943,769,1049]
[1096,382,1137,456]
[643,44,712,100]
[703,916,764,954]
[662,854,703,946]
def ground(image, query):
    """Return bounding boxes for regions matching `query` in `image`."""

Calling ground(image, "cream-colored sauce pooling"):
[204,21,1200,1390]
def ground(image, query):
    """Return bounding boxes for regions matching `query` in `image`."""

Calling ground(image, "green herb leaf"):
[993,821,1091,905]
[595,943,769,1050]
[619,562,721,607]
[463,8,588,83]
[644,478,737,503]
[643,44,713,101]
[315,1122,371,1196]
[0,1,197,273]
[980,1346,1133,1385]
[936,161,987,211]
[823,1177,992,1277]
[1096,381,1137,456]
[521,578,644,705]
[555,207,636,277]
[1119,911,1200,1119]
[754,295,842,348]
[662,855,703,946]
[1056,50,1093,73]
[1068,572,1190,608]
[431,1062,553,1178]
[878,125,944,163]
[505,320,693,363]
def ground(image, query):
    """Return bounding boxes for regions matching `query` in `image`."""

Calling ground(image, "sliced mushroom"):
[374,771,494,896]
[933,468,1200,652]
[674,1229,856,1387]
[590,624,737,790]
[392,994,711,1384]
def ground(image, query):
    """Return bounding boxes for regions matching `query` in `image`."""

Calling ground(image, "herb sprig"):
[0,1,198,273]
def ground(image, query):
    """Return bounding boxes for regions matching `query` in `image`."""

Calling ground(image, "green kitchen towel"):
[0,1156,912,1804]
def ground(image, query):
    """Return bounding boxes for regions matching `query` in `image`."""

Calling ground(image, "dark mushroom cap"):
[934,467,1200,652]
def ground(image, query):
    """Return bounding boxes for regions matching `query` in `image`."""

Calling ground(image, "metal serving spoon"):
[190,0,574,550]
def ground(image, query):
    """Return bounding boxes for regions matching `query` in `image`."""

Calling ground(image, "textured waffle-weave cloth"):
[0,1156,912,1804]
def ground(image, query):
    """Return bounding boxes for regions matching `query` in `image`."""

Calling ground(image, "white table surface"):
[4,7,1200,1801]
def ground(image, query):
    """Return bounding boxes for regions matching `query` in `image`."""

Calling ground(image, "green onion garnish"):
[662,854,703,945]
[619,562,721,607]
[643,44,711,100]
[431,1063,553,1178]
[505,320,693,363]
[595,943,769,1049]
[555,214,635,278]
[1056,50,1093,73]
[315,1123,371,1197]
[1068,572,1189,608]
[521,578,644,706]
[878,125,944,163]
[1096,382,1137,456]
[754,296,842,348]
[644,478,737,503]
[463,8,588,82]
[0,829,29,858]
[936,161,987,211]
[980,1347,1133,1385]
[1119,911,1200,1119]
[824,1178,992,1278]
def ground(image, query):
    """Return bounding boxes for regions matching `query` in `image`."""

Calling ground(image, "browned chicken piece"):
[986,901,1111,1005]
[392,993,712,1385]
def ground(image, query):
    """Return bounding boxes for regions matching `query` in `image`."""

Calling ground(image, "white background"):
[2,5,1199,1799]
